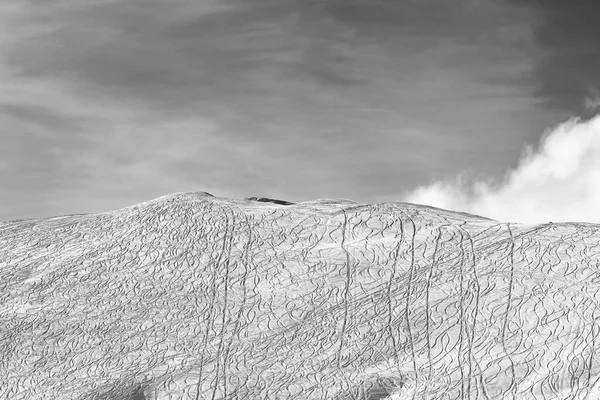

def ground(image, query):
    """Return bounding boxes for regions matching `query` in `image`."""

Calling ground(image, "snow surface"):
[1,192,600,399]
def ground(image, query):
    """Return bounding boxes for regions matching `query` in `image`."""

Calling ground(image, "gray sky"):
[1,0,598,221]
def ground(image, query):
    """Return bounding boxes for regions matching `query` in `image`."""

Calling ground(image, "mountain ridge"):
[1,192,599,399]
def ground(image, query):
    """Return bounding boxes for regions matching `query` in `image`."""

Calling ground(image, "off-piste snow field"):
[1,192,600,399]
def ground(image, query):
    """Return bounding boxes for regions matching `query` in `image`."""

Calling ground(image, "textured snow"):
[1,192,600,399]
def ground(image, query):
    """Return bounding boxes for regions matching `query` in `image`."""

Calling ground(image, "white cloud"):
[404,114,600,224]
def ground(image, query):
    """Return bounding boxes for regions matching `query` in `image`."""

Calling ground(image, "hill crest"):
[1,192,599,399]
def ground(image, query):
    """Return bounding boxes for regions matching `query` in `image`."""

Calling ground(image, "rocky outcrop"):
[245,196,295,205]
[1,192,599,399]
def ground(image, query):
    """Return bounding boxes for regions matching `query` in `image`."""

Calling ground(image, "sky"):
[1,0,599,223]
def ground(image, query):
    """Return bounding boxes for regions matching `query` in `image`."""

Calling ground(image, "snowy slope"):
[1,192,600,399]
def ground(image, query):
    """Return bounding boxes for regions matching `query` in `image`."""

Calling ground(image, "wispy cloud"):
[0,0,550,220]
[584,87,600,112]
[405,114,600,223]
[512,1,600,116]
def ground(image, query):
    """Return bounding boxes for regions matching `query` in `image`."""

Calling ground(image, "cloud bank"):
[405,114,600,224]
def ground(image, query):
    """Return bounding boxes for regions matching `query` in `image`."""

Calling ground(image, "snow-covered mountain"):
[1,192,599,399]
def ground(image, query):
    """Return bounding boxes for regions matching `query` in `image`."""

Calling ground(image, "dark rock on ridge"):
[245,196,295,205]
